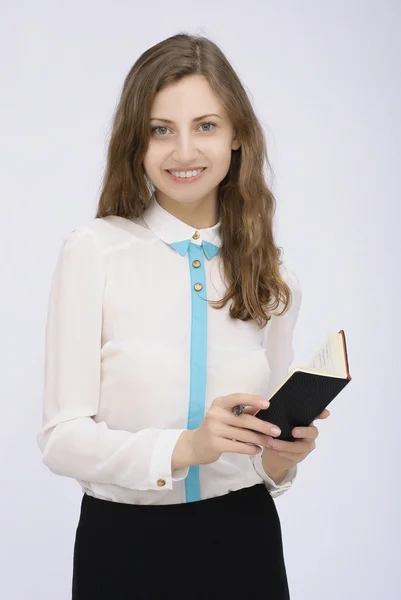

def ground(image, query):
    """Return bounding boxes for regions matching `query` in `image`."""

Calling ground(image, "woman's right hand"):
[172,394,282,469]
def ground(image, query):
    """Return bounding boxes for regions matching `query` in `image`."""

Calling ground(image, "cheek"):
[212,147,234,173]
[202,135,231,159]
[143,146,163,175]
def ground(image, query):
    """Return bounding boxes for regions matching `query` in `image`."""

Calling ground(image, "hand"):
[186,393,284,466]
[260,409,331,480]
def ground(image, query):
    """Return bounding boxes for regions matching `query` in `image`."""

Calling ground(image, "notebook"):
[254,330,352,441]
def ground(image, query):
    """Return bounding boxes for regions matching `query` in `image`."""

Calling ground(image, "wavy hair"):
[96,32,292,326]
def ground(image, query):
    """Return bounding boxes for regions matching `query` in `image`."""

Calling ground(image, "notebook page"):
[307,334,342,374]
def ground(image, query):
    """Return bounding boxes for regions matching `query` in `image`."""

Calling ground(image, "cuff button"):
[157,479,166,487]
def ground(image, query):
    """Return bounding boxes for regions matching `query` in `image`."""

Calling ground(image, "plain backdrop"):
[1,1,400,598]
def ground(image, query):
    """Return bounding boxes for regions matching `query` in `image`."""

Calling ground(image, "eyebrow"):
[149,113,223,124]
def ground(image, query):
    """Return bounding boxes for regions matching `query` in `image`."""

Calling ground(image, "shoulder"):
[263,262,302,350]
[59,215,152,257]
[279,262,301,293]
[276,262,302,313]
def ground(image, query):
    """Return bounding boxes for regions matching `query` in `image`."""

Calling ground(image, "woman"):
[37,33,329,599]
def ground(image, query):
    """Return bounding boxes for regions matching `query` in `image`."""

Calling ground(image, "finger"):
[222,423,273,448]
[242,406,259,416]
[264,447,307,463]
[292,425,319,440]
[266,438,314,454]
[315,409,330,420]
[214,394,270,411]
[226,411,282,438]
[221,439,263,456]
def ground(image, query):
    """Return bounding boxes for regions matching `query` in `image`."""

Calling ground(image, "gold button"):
[194,283,203,291]
[192,260,201,268]
[156,479,166,487]
[192,231,200,240]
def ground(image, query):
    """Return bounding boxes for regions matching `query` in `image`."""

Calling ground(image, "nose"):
[172,131,199,164]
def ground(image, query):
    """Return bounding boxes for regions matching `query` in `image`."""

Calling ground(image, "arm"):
[250,265,302,497]
[37,227,189,491]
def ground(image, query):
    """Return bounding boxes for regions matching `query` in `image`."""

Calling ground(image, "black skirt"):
[72,483,290,599]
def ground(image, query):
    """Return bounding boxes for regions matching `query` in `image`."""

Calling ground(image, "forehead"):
[150,75,225,119]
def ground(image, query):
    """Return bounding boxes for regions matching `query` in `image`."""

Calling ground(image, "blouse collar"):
[143,193,222,258]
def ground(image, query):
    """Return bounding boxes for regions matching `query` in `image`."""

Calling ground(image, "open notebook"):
[253,330,352,441]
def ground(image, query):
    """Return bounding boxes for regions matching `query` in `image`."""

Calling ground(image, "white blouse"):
[37,194,302,505]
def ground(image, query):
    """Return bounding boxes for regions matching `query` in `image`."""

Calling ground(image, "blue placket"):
[170,239,220,502]
[184,241,208,502]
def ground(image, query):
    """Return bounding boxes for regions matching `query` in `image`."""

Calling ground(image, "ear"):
[231,130,241,151]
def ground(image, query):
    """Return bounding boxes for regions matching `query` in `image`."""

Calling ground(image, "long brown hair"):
[96,32,292,327]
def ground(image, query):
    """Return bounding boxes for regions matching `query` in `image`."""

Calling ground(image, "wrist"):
[268,469,290,485]
[171,429,197,471]
[261,452,290,484]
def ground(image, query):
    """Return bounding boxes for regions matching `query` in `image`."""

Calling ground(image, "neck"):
[155,190,219,229]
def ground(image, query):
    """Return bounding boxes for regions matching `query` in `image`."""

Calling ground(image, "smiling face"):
[143,75,240,224]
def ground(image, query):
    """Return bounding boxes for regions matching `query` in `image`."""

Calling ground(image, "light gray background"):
[1,1,400,598]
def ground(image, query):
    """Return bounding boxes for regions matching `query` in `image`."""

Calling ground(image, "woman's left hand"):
[261,409,331,480]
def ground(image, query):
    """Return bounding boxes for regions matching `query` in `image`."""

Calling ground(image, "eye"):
[150,121,217,136]
[199,121,216,132]
[151,125,170,136]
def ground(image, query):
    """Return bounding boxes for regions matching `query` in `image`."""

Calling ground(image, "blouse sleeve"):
[36,227,188,491]
[250,265,302,498]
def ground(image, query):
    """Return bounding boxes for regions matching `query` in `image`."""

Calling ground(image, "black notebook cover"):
[255,370,351,442]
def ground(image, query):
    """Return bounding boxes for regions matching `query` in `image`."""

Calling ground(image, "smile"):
[166,167,207,183]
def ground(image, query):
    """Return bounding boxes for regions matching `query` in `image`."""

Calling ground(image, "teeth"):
[169,168,204,178]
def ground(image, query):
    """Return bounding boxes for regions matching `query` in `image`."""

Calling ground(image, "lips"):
[165,167,207,183]
[166,167,206,172]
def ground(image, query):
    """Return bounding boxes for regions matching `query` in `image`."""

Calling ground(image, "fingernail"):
[271,427,281,436]
[260,399,269,407]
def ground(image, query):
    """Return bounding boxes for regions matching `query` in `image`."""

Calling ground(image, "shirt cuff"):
[250,453,297,498]
[149,429,190,490]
